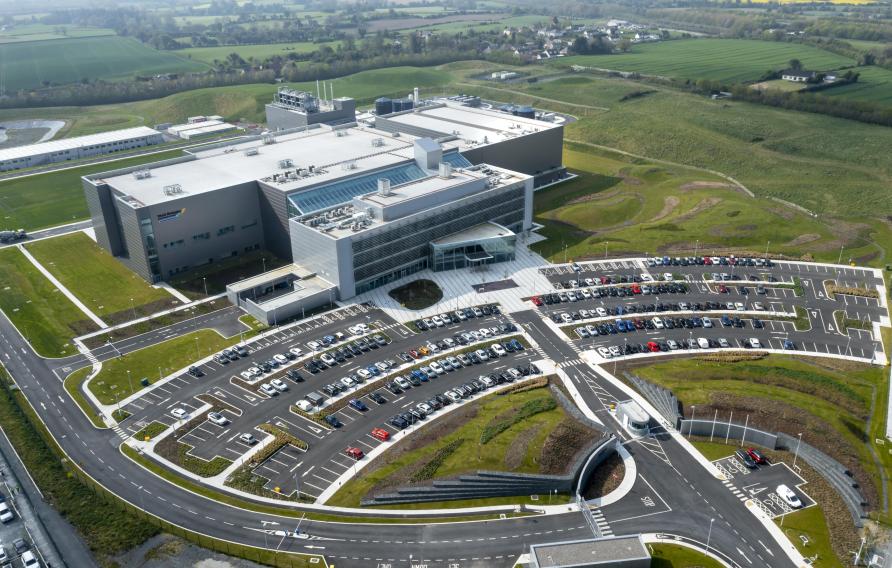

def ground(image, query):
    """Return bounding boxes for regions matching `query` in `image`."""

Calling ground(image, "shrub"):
[411,438,465,482]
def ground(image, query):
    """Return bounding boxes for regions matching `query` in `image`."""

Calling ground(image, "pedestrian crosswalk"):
[589,508,613,536]
[558,358,584,368]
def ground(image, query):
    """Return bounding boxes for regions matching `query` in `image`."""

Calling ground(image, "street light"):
[706,517,715,554]
[129,297,136,320]
[793,432,803,469]
[126,369,134,396]
[203,277,208,296]
[689,405,696,438]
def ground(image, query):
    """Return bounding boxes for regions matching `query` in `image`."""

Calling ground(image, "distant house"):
[782,70,816,83]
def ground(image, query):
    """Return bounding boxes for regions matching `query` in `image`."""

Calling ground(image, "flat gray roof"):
[531,536,649,567]
[0,126,160,162]
[100,126,416,207]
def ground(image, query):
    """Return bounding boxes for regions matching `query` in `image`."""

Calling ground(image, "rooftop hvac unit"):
[336,130,347,137]
[371,138,384,147]
[365,207,374,219]
[244,148,259,156]
[342,161,357,171]
[132,169,151,180]
[278,158,294,169]
[262,133,276,144]
[377,178,392,197]
[162,184,183,196]
[438,162,453,179]
[391,132,401,138]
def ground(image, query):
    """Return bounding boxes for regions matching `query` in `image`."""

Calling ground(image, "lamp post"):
[203,277,208,297]
[126,369,134,397]
[130,297,136,320]
[793,432,803,469]
[689,405,696,438]
[706,517,715,555]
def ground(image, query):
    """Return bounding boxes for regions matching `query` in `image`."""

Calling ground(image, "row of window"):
[164,244,260,277]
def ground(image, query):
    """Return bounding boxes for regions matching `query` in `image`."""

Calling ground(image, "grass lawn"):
[822,65,892,106]
[0,24,115,43]
[649,543,724,568]
[388,279,444,310]
[777,506,840,568]
[530,144,853,263]
[630,355,889,518]
[0,247,95,356]
[0,147,186,230]
[88,329,237,405]
[557,39,854,83]
[0,35,207,92]
[64,367,104,428]
[178,40,341,66]
[326,385,591,508]
[27,232,175,322]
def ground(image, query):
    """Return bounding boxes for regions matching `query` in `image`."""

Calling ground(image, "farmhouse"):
[781,70,816,83]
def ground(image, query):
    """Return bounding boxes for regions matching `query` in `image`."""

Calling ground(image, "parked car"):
[735,449,757,469]
[0,502,14,523]
[21,550,39,568]
[324,415,342,428]
[171,408,188,420]
[239,433,257,445]
[207,412,229,426]
[348,399,368,411]
[371,427,390,441]
[345,447,364,460]
[776,484,802,508]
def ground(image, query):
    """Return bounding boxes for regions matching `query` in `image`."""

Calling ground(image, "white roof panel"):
[0,126,160,162]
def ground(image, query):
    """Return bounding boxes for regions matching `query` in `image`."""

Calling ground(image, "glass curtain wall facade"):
[430,233,516,271]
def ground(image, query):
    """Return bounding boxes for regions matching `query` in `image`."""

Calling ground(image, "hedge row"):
[411,438,466,482]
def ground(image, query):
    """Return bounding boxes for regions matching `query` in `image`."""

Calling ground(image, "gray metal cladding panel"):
[258,183,291,259]
[115,202,153,282]
[84,181,113,253]
[373,117,446,139]
[462,127,563,176]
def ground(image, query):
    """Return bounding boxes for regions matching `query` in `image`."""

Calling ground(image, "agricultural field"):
[26,232,176,322]
[0,36,209,91]
[179,40,341,66]
[558,39,855,83]
[822,65,892,105]
[0,247,96,357]
[0,24,115,43]
[0,147,187,230]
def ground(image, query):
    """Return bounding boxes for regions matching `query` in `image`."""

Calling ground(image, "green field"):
[558,39,855,83]
[26,233,174,321]
[650,544,724,568]
[822,65,892,105]
[0,247,95,356]
[88,329,237,404]
[0,36,208,91]
[0,24,115,44]
[178,40,341,66]
[0,147,186,230]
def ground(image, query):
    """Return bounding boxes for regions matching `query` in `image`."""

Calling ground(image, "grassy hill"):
[558,39,855,83]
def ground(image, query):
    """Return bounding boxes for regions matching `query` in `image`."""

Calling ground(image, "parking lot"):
[532,256,886,363]
[713,454,815,518]
[0,484,40,568]
[118,301,543,501]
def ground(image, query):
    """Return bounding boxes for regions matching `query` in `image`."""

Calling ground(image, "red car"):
[746,448,768,464]
[531,296,543,306]
[409,350,421,359]
[647,341,660,353]
[718,284,728,293]
[703,257,713,265]
[631,283,641,294]
[371,427,390,441]
[345,447,364,460]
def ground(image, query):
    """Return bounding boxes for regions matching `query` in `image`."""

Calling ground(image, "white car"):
[608,345,622,357]
[426,342,440,353]
[697,337,710,349]
[239,433,257,445]
[597,347,612,359]
[445,390,462,403]
[718,338,730,348]
[640,273,653,282]
[21,550,39,568]
[307,341,321,351]
[567,291,578,302]
[394,376,411,389]
[735,302,745,311]
[273,354,289,365]
[560,313,573,323]
[678,302,689,311]
[247,366,262,377]
[239,371,254,380]
[207,411,229,426]
[749,338,761,348]
[596,307,608,317]
[652,317,664,329]
[667,339,679,350]
[586,324,598,336]
[417,402,433,415]
[454,310,467,321]
[432,316,445,327]
[663,272,673,281]
[492,344,507,357]
[429,362,445,374]
[478,327,492,338]
[320,353,336,366]
[475,349,489,361]
[289,347,303,357]
[270,378,289,392]
[259,383,278,396]
[480,376,496,387]
[171,408,188,420]
[580,289,592,299]
[702,317,713,328]
[776,484,802,508]
[375,361,389,372]
[508,368,522,380]
[576,327,589,339]
[753,302,765,310]
[295,400,314,412]
[0,502,14,523]
[340,377,356,388]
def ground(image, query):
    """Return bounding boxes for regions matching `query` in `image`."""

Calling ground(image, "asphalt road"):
[1,258,879,567]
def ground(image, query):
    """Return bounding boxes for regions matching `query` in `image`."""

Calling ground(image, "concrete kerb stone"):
[586,345,886,367]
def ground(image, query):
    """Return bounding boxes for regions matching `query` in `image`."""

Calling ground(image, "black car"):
[735,449,757,469]
[369,392,386,404]
[390,416,409,429]
[188,366,204,377]
[385,382,403,395]
[286,369,304,382]
[416,320,428,331]
[324,414,342,428]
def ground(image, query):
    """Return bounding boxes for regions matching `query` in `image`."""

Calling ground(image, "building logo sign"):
[157,208,186,223]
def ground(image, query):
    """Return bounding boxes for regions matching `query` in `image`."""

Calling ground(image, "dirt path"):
[649,195,680,223]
